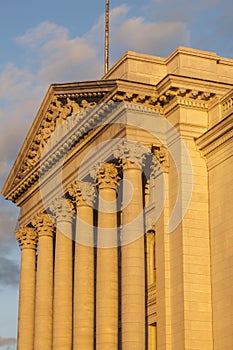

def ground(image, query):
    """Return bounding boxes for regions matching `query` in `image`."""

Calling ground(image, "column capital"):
[31,212,54,237]
[15,226,38,250]
[68,181,96,207]
[114,140,150,170]
[50,197,75,223]
[96,163,119,190]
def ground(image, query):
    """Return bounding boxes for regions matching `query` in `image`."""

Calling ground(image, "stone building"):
[2,46,233,350]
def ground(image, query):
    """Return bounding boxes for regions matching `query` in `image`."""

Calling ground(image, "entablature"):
[3,73,232,204]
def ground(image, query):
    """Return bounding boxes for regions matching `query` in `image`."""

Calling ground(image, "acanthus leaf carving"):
[14,95,99,185]
[15,226,38,250]
[114,140,150,169]
[68,181,96,207]
[31,212,54,237]
[49,197,75,223]
[94,163,119,190]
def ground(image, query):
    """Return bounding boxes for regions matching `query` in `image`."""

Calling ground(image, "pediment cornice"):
[2,76,224,203]
[2,80,116,198]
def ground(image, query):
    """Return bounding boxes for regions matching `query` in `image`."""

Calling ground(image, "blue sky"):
[0,0,233,347]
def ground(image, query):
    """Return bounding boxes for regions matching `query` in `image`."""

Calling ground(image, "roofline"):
[1,79,118,197]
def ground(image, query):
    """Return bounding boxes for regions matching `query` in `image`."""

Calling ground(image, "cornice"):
[13,91,108,184]
[196,113,233,157]
[2,82,117,197]
[112,84,216,115]
[2,78,223,203]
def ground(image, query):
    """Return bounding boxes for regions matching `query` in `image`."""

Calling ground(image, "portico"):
[2,47,233,350]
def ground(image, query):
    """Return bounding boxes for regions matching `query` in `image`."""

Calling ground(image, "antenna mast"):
[105,0,109,74]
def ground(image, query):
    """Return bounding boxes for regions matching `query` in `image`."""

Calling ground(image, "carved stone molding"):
[13,92,106,187]
[112,91,162,112]
[95,163,119,190]
[49,197,75,223]
[114,140,150,170]
[196,113,232,152]
[14,86,213,186]
[6,85,215,203]
[112,87,215,115]
[15,227,38,250]
[31,212,54,237]
[8,98,116,203]
[68,181,96,207]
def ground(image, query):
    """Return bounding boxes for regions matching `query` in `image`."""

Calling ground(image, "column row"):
[15,142,154,350]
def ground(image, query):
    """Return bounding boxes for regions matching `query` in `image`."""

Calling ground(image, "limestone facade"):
[2,46,233,349]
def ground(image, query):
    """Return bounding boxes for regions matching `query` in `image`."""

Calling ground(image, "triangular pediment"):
[2,73,219,203]
[2,79,118,200]
[2,77,161,202]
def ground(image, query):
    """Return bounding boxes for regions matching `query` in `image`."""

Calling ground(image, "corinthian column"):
[95,163,119,350]
[32,213,54,350]
[68,181,96,350]
[15,226,38,350]
[115,141,149,350]
[50,197,74,350]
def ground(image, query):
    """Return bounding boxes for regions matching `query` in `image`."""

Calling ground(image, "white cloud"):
[17,21,102,84]
[110,6,189,58]
[113,16,189,54]
[17,22,68,48]
[39,37,96,82]
[0,5,190,265]
[0,64,33,101]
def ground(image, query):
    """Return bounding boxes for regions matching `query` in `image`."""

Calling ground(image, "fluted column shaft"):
[114,141,148,350]
[96,163,119,350]
[68,181,95,349]
[15,227,38,350]
[50,198,74,350]
[32,213,54,350]
[121,161,145,350]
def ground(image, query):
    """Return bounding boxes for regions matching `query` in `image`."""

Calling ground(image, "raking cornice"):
[2,77,222,202]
